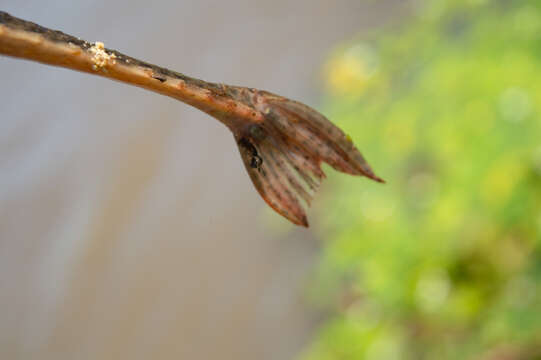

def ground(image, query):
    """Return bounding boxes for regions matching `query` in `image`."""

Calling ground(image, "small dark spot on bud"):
[250,154,263,170]
[238,137,263,172]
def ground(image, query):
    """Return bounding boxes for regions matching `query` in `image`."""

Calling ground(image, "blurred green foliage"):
[303,0,541,359]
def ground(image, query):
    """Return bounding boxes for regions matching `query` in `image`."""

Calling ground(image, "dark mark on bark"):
[152,74,166,82]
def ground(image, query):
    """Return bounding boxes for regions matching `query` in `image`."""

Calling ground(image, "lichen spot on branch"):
[90,41,116,71]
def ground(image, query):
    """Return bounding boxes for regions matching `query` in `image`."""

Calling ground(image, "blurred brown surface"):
[0,1,409,359]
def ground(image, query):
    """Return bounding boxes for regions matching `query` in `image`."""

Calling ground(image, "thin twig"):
[0,11,383,227]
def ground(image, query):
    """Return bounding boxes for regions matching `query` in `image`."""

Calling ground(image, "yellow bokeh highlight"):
[325,44,378,96]
[481,156,525,206]
[433,195,464,233]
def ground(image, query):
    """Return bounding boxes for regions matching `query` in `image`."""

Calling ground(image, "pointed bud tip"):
[366,173,385,183]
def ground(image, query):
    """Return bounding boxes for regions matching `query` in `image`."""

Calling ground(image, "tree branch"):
[0,11,383,227]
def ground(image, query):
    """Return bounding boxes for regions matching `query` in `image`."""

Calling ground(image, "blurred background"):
[302,1,541,359]
[1,1,540,360]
